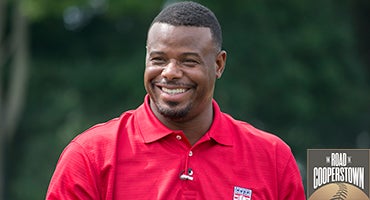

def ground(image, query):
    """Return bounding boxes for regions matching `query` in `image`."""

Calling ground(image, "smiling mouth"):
[161,87,188,95]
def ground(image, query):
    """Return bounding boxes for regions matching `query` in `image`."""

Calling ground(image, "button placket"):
[187,168,193,176]
[176,135,182,140]
[180,149,196,181]
[186,150,194,179]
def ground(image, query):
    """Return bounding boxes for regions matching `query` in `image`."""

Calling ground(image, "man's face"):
[145,23,226,121]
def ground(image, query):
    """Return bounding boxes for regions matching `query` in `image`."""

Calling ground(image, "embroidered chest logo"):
[233,186,252,200]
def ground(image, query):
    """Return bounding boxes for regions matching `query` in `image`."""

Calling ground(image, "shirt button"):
[188,168,194,176]
[188,151,193,157]
[176,135,182,140]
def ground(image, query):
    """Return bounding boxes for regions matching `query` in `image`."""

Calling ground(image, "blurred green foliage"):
[3,0,369,199]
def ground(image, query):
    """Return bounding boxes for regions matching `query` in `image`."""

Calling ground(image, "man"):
[46,1,305,199]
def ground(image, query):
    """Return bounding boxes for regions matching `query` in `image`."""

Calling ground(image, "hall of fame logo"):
[307,149,369,200]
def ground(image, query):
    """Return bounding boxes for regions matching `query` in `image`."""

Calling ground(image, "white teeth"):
[162,87,187,94]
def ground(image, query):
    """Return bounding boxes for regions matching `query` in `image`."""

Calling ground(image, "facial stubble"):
[155,100,193,120]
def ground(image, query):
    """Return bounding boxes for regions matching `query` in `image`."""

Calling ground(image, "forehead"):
[147,23,215,51]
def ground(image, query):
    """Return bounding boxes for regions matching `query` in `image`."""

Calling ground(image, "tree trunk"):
[4,0,29,140]
[0,0,30,199]
[0,0,6,199]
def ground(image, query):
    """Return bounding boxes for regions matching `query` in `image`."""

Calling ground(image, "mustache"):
[152,80,195,88]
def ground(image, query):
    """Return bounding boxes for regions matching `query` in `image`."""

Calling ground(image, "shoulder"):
[222,113,292,153]
[72,110,135,149]
[222,114,298,173]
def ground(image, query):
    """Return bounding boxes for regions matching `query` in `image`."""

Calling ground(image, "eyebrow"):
[148,51,201,58]
[148,51,165,57]
[181,52,201,58]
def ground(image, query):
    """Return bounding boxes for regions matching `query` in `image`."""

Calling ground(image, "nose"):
[161,60,183,80]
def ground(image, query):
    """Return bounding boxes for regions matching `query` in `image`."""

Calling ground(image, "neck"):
[172,107,214,145]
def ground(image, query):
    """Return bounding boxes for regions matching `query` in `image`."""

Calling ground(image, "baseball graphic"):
[309,182,369,200]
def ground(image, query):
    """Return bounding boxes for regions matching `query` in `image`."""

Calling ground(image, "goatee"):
[156,101,192,120]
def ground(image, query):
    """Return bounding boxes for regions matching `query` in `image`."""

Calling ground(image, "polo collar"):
[135,95,233,146]
[206,100,234,146]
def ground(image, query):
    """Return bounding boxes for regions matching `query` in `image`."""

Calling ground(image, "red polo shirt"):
[46,95,305,199]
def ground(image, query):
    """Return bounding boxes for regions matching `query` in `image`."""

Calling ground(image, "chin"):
[157,101,192,120]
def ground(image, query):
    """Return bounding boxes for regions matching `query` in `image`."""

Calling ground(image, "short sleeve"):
[46,141,100,200]
[278,152,306,200]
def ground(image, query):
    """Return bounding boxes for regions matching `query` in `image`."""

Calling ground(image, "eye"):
[150,57,166,65]
[182,59,199,67]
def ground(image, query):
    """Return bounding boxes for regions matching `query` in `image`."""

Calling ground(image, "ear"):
[215,50,227,79]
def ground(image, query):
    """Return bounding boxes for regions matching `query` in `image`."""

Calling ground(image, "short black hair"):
[150,1,222,50]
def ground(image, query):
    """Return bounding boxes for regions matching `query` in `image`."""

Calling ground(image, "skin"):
[144,22,227,145]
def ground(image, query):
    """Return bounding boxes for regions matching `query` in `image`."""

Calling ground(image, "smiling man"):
[46,1,305,199]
